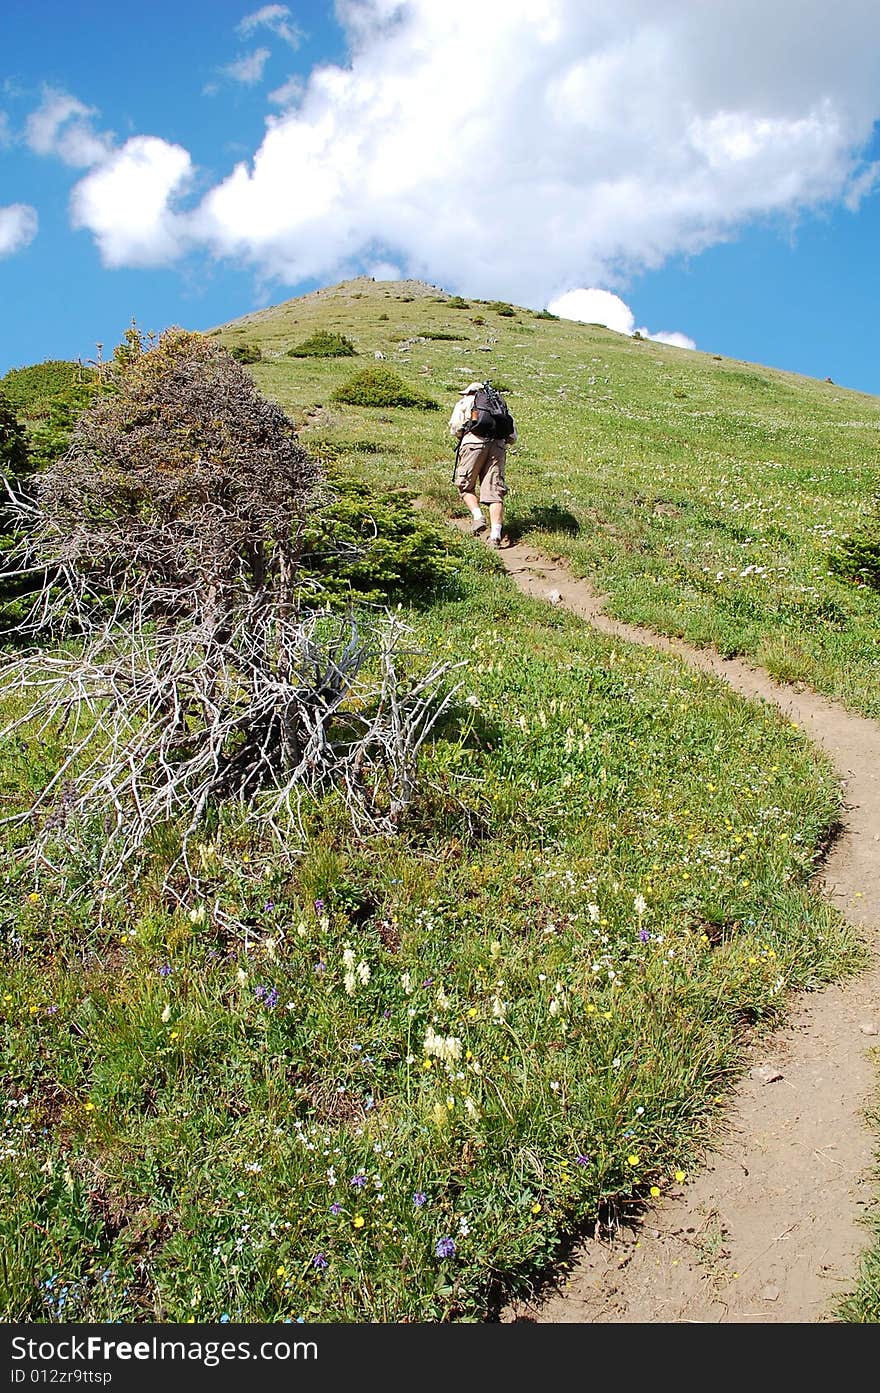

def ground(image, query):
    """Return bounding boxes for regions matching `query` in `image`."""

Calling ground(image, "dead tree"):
[0,329,459,905]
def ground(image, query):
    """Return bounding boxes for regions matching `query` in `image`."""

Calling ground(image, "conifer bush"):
[287,330,357,358]
[230,342,262,363]
[331,367,439,410]
[829,503,880,592]
[0,329,455,899]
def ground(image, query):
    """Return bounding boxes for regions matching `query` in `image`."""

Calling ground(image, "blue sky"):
[2,1,880,395]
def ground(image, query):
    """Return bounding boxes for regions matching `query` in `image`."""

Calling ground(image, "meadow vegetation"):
[1,277,879,1322]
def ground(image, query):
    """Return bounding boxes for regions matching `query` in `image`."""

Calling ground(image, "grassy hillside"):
[213,276,880,718]
[0,280,877,1323]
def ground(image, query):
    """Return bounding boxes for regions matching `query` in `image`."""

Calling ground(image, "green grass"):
[222,276,880,719]
[1,275,878,1322]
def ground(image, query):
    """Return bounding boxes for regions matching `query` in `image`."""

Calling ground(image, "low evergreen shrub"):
[301,478,460,605]
[332,367,439,410]
[230,343,262,364]
[287,330,357,358]
[829,505,880,592]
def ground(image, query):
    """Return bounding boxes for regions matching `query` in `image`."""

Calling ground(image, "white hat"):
[463,381,483,393]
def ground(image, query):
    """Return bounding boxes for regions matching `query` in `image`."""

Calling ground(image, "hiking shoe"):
[471,518,487,537]
[488,534,510,549]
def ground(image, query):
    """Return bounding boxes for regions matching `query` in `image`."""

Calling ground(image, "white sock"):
[490,523,502,540]
[470,507,484,523]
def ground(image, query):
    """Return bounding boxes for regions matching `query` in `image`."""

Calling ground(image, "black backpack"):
[467,382,514,440]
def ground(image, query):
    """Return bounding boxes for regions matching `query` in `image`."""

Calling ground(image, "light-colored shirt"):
[448,392,517,446]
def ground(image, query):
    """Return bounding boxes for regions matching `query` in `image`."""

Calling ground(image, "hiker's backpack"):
[467,382,515,440]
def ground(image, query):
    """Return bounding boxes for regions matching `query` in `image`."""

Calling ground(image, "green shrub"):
[229,343,262,364]
[331,367,439,410]
[829,505,880,592]
[421,331,466,341]
[301,478,460,605]
[287,330,357,359]
[446,296,470,309]
[534,309,559,320]
[0,359,100,472]
[487,301,516,316]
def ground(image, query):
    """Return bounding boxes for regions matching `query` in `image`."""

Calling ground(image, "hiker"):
[449,381,516,548]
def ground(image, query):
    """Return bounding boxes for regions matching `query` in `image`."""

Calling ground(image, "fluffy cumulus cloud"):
[66,0,880,305]
[548,288,696,349]
[70,137,193,268]
[0,204,38,258]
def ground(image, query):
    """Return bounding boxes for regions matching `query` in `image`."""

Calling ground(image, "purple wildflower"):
[413,1192,427,1208]
[330,1203,342,1215]
[435,1237,456,1259]
[639,928,650,943]
[350,1173,367,1189]
[575,1153,591,1166]
[264,901,275,913]
[158,963,173,977]
[312,1253,328,1271]
[314,899,324,913]
[314,961,326,974]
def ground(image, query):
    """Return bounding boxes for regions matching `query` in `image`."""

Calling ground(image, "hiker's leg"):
[455,442,490,531]
[479,444,507,540]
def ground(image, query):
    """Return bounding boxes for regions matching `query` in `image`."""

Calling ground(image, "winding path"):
[485,536,880,1323]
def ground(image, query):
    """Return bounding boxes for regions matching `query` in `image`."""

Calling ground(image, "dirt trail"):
[476,534,880,1323]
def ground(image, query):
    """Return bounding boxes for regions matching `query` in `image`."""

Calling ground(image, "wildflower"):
[435,1237,456,1259]
[161,1004,172,1024]
[350,1173,367,1189]
[356,960,370,986]
[423,1027,462,1063]
[627,1154,640,1167]
[639,928,650,943]
[353,1215,365,1229]
[330,1203,342,1215]
[575,1154,590,1166]
[188,905,206,925]
[531,1202,542,1214]
[674,1169,686,1183]
[276,1266,286,1278]
[650,1186,661,1198]
[343,973,356,995]
[312,1254,328,1271]
[413,1192,427,1208]
[158,963,173,977]
[27,892,41,904]
[314,900,324,913]
[314,961,326,974]
[634,894,647,916]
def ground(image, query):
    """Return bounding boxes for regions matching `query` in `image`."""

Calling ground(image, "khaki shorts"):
[453,439,508,504]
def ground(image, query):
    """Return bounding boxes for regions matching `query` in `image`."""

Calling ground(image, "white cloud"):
[70,137,192,268]
[238,4,302,48]
[648,330,697,350]
[0,204,38,258]
[549,289,636,336]
[225,48,272,85]
[25,87,112,167]
[368,261,401,281]
[0,112,11,149]
[268,76,304,108]
[69,1,880,307]
[548,288,696,350]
